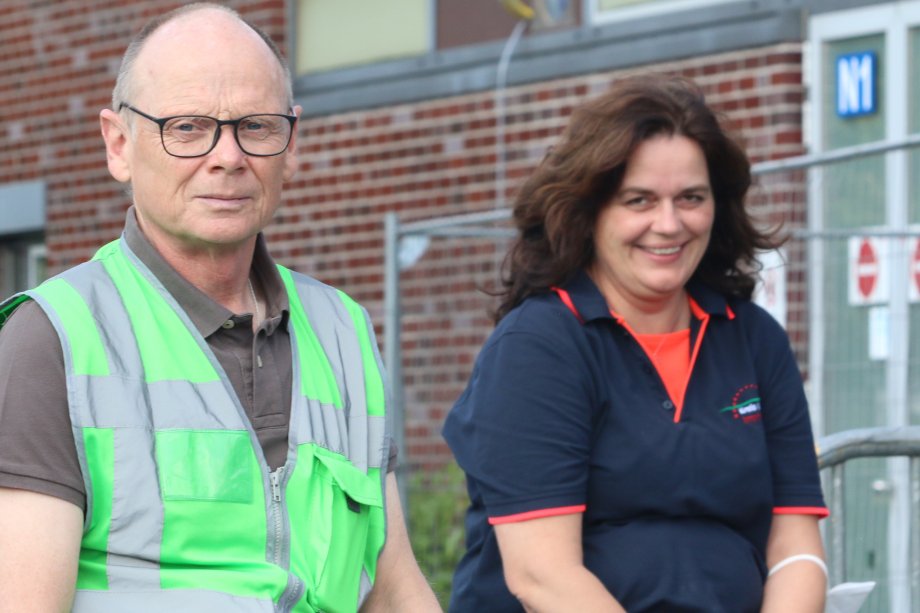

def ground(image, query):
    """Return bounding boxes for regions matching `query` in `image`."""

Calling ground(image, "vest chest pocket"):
[287,445,384,613]
[156,430,255,503]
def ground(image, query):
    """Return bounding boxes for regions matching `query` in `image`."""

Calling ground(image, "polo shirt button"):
[662,400,674,410]
[222,320,235,329]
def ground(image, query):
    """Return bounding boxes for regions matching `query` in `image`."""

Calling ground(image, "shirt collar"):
[560,269,733,324]
[122,206,290,338]
[559,269,613,323]
[685,277,732,318]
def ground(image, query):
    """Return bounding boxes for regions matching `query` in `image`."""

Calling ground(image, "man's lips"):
[198,194,250,200]
[195,194,255,209]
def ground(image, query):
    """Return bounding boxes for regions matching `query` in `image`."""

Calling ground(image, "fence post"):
[384,212,407,512]
[829,463,846,586]
[911,457,920,605]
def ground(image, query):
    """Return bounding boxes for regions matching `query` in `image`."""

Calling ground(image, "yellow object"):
[499,0,535,20]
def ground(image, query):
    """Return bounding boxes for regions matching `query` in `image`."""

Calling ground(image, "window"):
[295,0,432,75]
[589,0,732,23]
[0,235,46,297]
[0,181,46,297]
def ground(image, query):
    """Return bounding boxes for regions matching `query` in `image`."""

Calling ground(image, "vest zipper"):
[270,467,283,503]
[270,465,305,611]
[270,466,285,564]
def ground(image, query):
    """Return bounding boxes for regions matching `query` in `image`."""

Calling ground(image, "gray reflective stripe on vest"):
[292,276,366,463]
[107,426,162,589]
[24,259,168,581]
[55,257,138,379]
[72,589,274,612]
[361,304,391,473]
[363,303,391,472]
[285,271,387,471]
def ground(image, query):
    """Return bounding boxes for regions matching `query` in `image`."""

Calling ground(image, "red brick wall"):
[0,1,807,470]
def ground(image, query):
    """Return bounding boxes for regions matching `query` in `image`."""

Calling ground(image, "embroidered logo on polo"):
[720,383,762,424]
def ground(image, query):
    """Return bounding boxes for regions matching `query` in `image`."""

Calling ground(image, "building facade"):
[2,1,918,608]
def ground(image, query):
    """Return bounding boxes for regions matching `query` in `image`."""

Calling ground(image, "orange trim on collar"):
[674,310,708,423]
[689,295,734,320]
[551,287,585,324]
[688,296,707,320]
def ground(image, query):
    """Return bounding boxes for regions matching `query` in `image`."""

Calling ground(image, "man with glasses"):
[0,3,439,612]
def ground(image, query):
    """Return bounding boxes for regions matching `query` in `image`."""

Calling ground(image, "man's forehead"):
[131,10,285,107]
[141,9,266,60]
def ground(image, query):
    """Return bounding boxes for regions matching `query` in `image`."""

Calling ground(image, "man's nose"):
[210,124,246,164]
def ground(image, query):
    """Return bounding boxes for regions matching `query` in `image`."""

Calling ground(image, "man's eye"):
[242,120,267,132]
[166,118,210,133]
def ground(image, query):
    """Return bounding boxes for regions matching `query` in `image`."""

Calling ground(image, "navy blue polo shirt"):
[443,271,826,612]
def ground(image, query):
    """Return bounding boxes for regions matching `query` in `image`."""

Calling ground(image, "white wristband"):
[767,553,828,579]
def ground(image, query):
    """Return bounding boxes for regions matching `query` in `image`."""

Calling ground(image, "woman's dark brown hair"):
[494,73,778,322]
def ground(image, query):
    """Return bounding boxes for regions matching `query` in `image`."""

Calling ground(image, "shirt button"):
[662,400,674,410]
[222,320,235,329]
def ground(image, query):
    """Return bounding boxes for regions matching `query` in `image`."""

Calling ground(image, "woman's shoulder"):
[494,290,586,339]
[688,280,791,349]
[715,295,799,369]
[725,295,786,334]
[471,293,593,371]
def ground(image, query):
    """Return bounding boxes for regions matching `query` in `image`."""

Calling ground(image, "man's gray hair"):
[111,2,294,113]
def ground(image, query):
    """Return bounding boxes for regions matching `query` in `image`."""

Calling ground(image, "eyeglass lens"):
[161,115,292,157]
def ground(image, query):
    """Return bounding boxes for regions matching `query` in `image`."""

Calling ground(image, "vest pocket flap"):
[156,430,254,503]
[313,448,382,508]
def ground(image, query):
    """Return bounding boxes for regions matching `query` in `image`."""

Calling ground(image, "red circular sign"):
[913,240,920,295]
[857,239,877,299]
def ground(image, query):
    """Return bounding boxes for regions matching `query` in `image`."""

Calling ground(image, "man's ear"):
[100,109,132,183]
[283,104,302,182]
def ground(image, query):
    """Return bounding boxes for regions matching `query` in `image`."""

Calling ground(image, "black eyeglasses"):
[119,103,297,158]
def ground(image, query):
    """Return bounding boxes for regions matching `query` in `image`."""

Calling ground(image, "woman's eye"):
[683,193,708,204]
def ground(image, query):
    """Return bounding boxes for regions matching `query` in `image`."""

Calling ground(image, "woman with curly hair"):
[443,74,828,612]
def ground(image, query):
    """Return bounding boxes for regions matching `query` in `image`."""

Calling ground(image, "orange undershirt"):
[634,329,692,412]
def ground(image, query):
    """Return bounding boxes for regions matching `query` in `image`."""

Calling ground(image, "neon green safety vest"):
[0,239,389,613]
